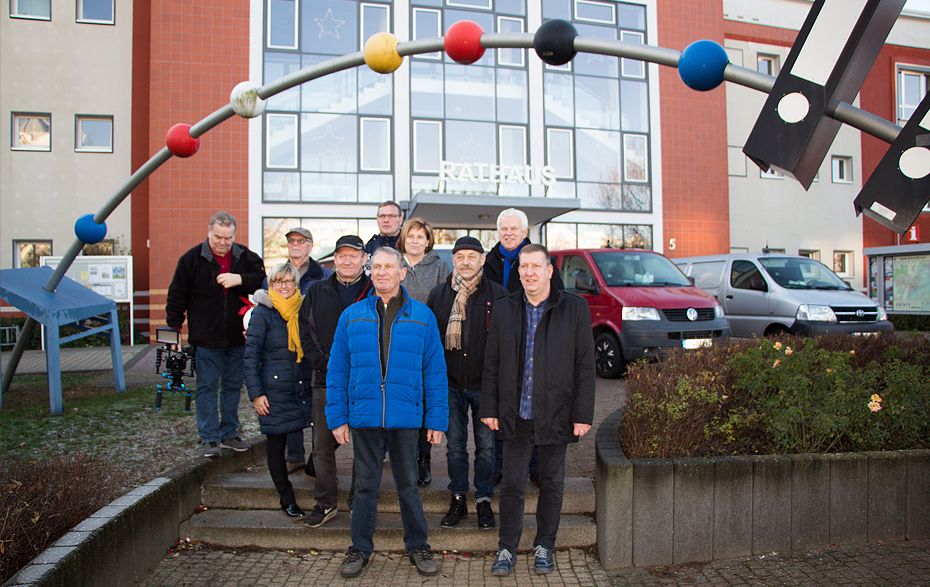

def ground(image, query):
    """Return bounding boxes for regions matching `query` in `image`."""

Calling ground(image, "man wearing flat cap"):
[427,236,508,530]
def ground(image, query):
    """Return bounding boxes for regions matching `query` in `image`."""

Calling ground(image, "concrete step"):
[180,509,596,552]
[202,472,596,515]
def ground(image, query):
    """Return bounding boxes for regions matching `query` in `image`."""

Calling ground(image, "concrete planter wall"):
[3,439,265,587]
[595,409,930,569]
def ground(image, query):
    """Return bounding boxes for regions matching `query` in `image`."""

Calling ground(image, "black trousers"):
[267,433,296,506]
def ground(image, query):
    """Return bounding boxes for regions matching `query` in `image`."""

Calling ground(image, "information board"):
[40,256,132,303]
[891,253,930,313]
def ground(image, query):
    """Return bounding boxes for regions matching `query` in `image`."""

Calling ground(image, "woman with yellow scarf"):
[244,263,312,518]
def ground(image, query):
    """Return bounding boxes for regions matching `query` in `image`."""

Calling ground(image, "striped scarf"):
[445,268,482,350]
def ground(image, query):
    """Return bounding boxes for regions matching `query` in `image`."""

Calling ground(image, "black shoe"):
[417,454,431,486]
[492,471,502,486]
[340,550,369,578]
[476,500,495,529]
[281,503,305,518]
[304,504,337,528]
[440,494,467,528]
[286,460,305,475]
[408,546,438,576]
[304,460,316,477]
[530,472,541,487]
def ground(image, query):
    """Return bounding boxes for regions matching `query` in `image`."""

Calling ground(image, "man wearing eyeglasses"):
[267,227,333,474]
[364,201,404,255]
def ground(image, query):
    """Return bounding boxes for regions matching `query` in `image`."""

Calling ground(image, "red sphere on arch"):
[444,20,485,65]
[166,123,201,158]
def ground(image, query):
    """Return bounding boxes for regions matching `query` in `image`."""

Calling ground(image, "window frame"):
[831,155,853,184]
[546,127,575,179]
[620,30,645,79]
[574,0,615,25]
[412,7,442,60]
[496,16,525,67]
[896,65,930,126]
[413,119,443,174]
[10,0,50,20]
[360,3,390,51]
[266,0,298,50]
[798,249,821,261]
[623,133,648,183]
[265,112,299,169]
[74,114,114,152]
[11,112,52,151]
[446,0,492,10]
[75,0,115,24]
[359,116,392,172]
[756,53,780,77]
[13,240,52,268]
[833,250,854,277]
[498,124,527,168]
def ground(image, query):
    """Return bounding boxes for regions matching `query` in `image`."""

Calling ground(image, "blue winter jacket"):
[326,288,448,432]
[244,290,313,435]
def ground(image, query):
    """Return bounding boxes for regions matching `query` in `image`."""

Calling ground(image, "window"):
[267,0,297,49]
[413,120,442,173]
[266,113,298,168]
[360,3,389,50]
[620,31,645,78]
[798,249,820,261]
[690,261,726,290]
[561,255,595,292]
[897,67,930,125]
[832,156,853,183]
[413,8,441,60]
[10,0,50,19]
[575,0,614,24]
[761,166,783,179]
[757,53,779,76]
[77,0,114,24]
[75,115,113,152]
[623,134,648,182]
[731,260,766,291]
[11,112,51,151]
[497,16,525,67]
[360,117,390,171]
[546,128,574,179]
[82,240,115,255]
[833,251,853,276]
[14,240,52,268]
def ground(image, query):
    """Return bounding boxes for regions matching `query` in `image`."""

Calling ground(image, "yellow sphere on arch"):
[364,32,403,74]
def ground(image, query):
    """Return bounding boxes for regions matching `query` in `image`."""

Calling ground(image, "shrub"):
[0,455,128,584]
[621,334,930,458]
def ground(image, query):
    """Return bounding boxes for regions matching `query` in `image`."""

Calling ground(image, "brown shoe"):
[286,460,305,475]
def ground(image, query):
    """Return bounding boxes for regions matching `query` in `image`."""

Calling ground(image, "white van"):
[673,253,893,338]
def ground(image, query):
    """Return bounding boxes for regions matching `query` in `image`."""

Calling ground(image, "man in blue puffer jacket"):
[326,247,447,579]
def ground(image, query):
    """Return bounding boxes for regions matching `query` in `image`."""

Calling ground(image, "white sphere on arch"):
[230,81,266,119]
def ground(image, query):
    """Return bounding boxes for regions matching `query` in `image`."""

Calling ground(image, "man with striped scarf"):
[427,236,508,530]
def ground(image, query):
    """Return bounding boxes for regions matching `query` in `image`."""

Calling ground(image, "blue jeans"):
[193,346,245,443]
[350,427,429,557]
[446,387,494,500]
[498,417,567,553]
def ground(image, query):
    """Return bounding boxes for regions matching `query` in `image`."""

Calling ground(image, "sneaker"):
[440,494,467,528]
[408,546,438,576]
[203,442,221,457]
[339,550,369,578]
[491,548,515,576]
[476,500,495,529]
[220,436,250,452]
[303,504,337,528]
[286,460,305,475]
[533,545,555,574]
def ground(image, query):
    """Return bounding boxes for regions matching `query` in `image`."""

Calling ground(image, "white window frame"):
[574,0,615,24]
[547,128,574,179]
[360,117,391,171]
[11,112,51,151]
[761,166,783,179]
[266,0,298,50]
[620,31,645,79]
[75,115,113,152]
[896,65,930,126]
[497,16,525,67]
[623,133,648,182]
[756,53,780,77]
[413,119,443,174]
[360,3,390,51]
[13,240,52,268]
[76,0,114,24]
[413,8,441,60]
[798,249,820,261]
[833,250,854,277]
[10,0,50,20]
[499,125,527,168]
[446,0,492,10]
[831,155,853,184]
[265,113,299,169]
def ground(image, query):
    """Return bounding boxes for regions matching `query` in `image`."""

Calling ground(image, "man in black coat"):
[364,201,404,255]
[166,211,266,458]
[480,244,595,577]
[427,236,508,531]
[298,235,371,528]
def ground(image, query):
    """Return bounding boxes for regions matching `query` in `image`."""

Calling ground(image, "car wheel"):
[765,325,789,337]
[595,332,626,379]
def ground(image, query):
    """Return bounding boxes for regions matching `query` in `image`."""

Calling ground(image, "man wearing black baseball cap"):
[298,234,371,528]
[426,236,508,530]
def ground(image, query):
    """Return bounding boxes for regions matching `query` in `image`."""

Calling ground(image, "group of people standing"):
[165,204,595,579]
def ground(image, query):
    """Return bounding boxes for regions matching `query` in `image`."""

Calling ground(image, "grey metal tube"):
[478,32,535,49]
[1,317,38,399]
[723,64,775,93]
[190,105,236,138]
[397,37,445,56]
[574,37,681,68]
[829,100,900,144]
[94,148,173,223]
[259,52,366,100]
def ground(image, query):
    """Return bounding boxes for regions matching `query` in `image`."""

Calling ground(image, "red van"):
[551,249,729,378]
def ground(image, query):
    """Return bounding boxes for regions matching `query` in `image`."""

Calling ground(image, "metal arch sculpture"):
[3,3,926,396]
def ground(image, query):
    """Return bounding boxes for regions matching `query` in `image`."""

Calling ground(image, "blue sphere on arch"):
[678,39,729,92]
[74,214,108,244]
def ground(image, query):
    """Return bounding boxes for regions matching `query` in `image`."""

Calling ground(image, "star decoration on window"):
[456,133,491,165]
[313,126,345,157]
[315,8,345,40]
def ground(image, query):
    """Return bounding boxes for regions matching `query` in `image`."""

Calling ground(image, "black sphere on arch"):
[534,19,578,66]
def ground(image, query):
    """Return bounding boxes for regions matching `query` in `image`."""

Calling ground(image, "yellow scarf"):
[268,289,304,363]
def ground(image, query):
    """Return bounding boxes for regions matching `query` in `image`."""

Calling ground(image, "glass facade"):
[258,0,656,259]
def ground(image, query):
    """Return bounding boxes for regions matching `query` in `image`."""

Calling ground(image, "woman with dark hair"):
[245,263,313,518]
[397,217,450,485]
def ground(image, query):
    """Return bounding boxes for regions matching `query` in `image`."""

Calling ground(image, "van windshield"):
[591,251,692,287]
[758,257,853,290]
